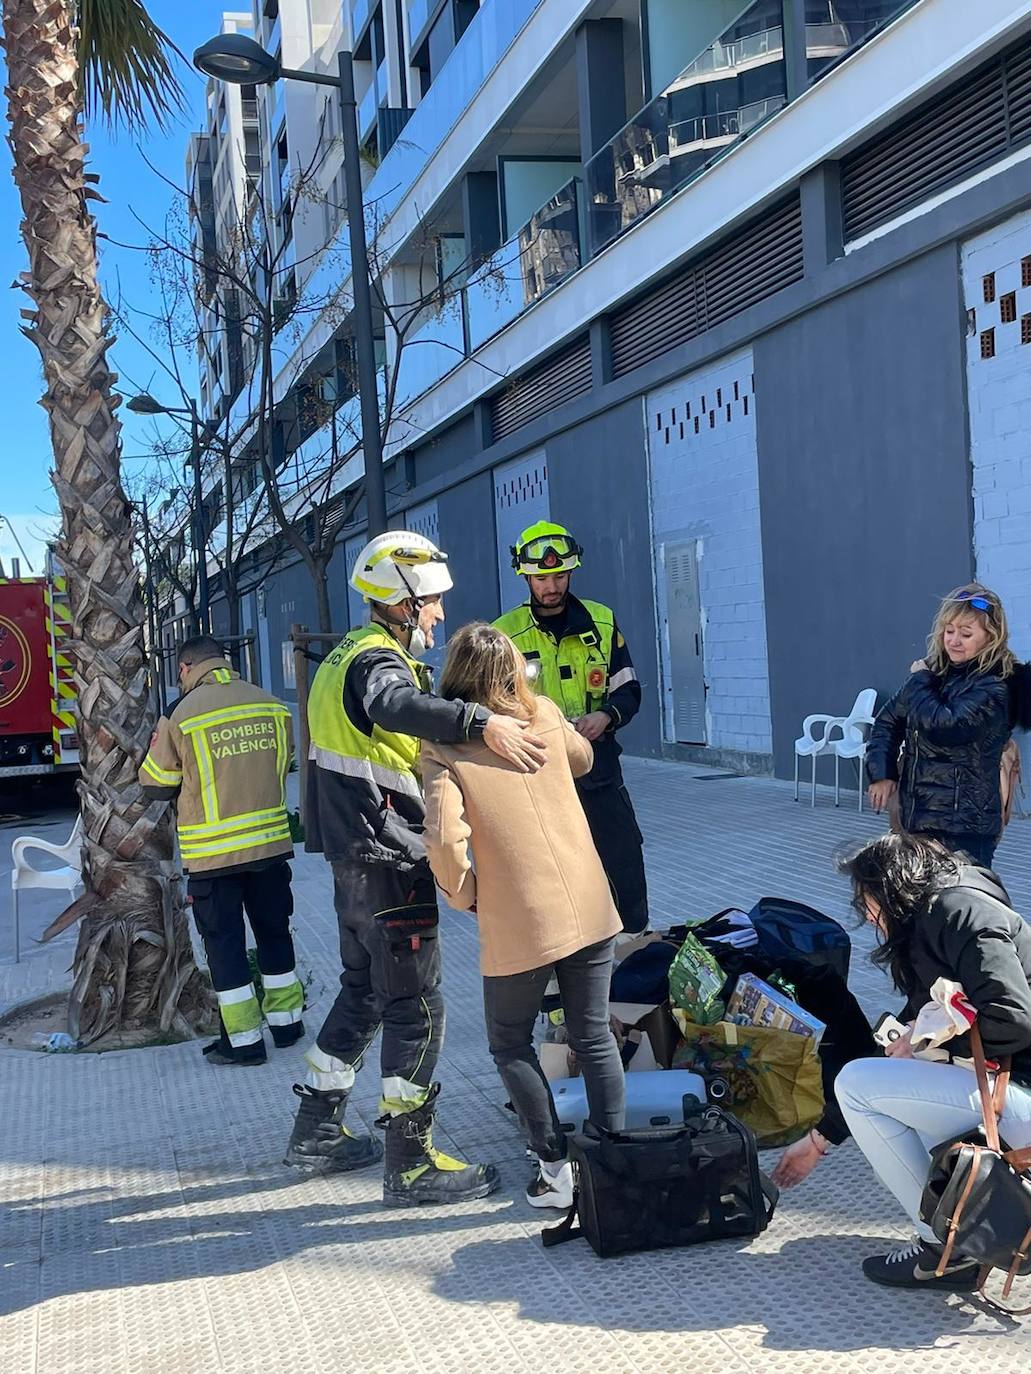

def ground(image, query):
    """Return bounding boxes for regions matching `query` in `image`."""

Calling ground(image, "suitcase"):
[552,1069,711,1132]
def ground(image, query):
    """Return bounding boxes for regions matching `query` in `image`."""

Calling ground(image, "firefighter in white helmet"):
[284,531,546,1207]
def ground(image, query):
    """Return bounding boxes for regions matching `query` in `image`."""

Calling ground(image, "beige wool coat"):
[422,696,621,977]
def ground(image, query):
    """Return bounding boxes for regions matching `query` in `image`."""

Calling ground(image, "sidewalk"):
[2,760,1030,1372]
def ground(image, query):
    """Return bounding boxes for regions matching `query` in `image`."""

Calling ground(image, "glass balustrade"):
[352,0,372,39]
[805,2,920,84]
[585,0,786,255]
[358,80,378,143]
[394,295,467,409]
[466,177,582,352]
[407,0,434,48]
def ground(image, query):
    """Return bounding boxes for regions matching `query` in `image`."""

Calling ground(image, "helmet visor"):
[516,534,581,572]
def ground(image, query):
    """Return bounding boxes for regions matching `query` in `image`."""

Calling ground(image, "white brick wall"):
[962,209,1031,777]
[646,349,773,755]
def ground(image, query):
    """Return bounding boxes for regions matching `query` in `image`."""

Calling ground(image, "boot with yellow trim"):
[380,1084,500,1208]
[283,1085,383,1171]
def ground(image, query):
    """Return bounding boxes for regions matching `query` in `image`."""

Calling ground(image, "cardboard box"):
[726,973,826,1047]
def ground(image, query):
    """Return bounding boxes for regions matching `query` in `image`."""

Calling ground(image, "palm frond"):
[77,0,187,131]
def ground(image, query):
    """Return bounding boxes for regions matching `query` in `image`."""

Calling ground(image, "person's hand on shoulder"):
[482,714,546,772]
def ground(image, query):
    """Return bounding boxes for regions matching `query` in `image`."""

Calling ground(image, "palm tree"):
[0,0,212,1041]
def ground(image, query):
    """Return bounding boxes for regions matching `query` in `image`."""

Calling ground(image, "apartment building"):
[169,0,1031,780]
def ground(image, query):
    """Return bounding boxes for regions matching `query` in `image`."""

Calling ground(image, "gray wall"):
[754,244,974,777]
[437,471,501,628]
[545,396,662,759]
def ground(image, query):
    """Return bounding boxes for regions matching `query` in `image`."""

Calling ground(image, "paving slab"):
[1,759,1030,1371]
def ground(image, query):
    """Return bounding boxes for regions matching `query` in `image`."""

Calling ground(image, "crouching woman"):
[835,832,1031,1293]
[422,623,625,1210]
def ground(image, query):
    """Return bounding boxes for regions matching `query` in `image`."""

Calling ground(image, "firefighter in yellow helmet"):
[284,530,546,1207]
[495,521,649,933]
[138,634,304,1066]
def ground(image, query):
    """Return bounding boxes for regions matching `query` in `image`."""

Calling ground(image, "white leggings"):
[836,1056,1031,1242]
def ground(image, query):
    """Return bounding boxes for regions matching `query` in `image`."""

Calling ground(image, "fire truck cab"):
[0,553,79,778]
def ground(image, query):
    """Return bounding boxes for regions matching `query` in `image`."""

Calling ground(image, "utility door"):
[492,450,549,616]
[663,540,707,744]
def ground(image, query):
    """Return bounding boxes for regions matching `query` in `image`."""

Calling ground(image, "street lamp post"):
[127,392,210,633]
[193,33,388,536]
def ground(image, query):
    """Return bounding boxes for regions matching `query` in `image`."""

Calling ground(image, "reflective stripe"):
[608,666,638,691]
[180,822,291,859]
[189,731,220,824]
[308,744,421,798]
[265,1010,302,1026]
[305,1044,357,1093]
[219,983,257,1005]
[141,755,182,787]
[178,703,292,734]
[380,1075,431,1116]
[226,1026,263,1048]
[212,668,232,683]
[274,711,289,796]
[179,807,288,837]
[262,970,299,989]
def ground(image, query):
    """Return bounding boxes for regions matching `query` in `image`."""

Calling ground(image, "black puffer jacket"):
[866,663,1011,838]
[900,869,1031,1084]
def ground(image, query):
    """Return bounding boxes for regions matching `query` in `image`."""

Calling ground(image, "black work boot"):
[381,1084,500,1208]
[201,1028,267,1067]
[270,1021,305,1049]
[283,1084,383,1171]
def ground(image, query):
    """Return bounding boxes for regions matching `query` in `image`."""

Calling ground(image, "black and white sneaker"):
[862,1237,980,1291]
[526,1159,574,1210]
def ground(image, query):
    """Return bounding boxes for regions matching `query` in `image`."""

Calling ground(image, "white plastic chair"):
[794,713,844,808]
[832,688,878,811]
[10,815,84,963]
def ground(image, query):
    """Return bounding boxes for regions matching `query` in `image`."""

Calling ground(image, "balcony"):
[394,296,467,410]
[358,78,378,145]
[352,0,372,42]
[585,1,787,255]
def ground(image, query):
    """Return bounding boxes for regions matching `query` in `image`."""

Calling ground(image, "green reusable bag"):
[667,933,726,1026]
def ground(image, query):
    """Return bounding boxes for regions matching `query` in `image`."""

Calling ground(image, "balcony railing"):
[407,0,436,51]
[358,79,378,144]
[585,1,787,255]
[352,0,372,41]
[394,296,466,409]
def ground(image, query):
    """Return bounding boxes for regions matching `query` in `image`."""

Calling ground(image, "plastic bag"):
[672,1017,824,1147]
[747,897,851,982]
[667,934,726,1026]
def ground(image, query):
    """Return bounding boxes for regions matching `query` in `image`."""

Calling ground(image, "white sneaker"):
[526,1158,574,1210]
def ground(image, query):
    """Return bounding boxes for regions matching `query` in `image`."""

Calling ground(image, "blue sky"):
[0,1,224,572]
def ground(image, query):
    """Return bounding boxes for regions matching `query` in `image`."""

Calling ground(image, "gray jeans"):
[483,936,625,1163]
[837,1056,1031,1242]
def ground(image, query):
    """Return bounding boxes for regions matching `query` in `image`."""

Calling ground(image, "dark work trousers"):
[577,781,649,933]
[187,859,297,1047]
[483,936,625,1163]
[314,860,444,1106]
[187,859,297,991]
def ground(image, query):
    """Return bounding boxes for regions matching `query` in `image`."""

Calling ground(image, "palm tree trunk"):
[1,0,212,1042]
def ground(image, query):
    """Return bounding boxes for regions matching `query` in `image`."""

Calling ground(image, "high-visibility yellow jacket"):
[138,658,294,873]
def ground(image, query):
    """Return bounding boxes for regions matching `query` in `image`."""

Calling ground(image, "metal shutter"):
[489,335,592,442]
[841,38,1031,243]
[609,198,803,378]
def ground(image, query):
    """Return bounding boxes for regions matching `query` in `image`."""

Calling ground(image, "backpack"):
[542,1100,778,1259]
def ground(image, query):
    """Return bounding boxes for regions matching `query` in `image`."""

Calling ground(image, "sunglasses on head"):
[948,591,993,616]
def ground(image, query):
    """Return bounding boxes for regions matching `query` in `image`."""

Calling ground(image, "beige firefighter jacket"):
[138,658,294,873]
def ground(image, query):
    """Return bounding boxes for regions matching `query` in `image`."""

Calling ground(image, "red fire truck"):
[0,559,79,778]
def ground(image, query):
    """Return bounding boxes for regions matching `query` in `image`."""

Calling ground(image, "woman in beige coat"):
[423,623,624,1209]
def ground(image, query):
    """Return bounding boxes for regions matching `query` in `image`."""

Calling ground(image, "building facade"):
[166,0,1031,780]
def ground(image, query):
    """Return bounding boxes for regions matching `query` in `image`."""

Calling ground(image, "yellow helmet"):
[511,521,583,577]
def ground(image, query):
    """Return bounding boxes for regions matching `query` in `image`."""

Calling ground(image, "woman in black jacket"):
[834,832,1031,1293]
[866,584,1015,869]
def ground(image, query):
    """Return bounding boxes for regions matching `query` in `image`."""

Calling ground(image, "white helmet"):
[349,530,453,606]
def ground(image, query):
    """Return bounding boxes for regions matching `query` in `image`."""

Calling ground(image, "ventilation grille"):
[490,335,592,442]
[608,198,803,379]
[841,38,1031,243]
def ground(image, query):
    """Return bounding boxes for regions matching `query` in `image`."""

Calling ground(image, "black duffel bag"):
[542,1100,778,1258]
[919,1023,1031,1314]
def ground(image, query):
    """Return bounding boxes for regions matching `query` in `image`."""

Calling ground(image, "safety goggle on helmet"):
[511,531,583,576]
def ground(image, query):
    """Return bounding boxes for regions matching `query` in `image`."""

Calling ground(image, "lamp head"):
[194,34,280,86]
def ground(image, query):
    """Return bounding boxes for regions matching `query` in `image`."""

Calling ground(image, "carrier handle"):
[541,1190,581,1249]
[760,1170,779,1222]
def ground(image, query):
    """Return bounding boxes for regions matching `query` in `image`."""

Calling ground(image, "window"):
[806,2,918,85]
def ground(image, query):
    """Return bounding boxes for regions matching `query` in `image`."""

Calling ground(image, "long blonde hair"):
[438,622,538,720]
[926,583,1015,678]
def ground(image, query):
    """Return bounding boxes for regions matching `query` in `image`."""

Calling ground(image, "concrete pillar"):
[800,163,845,272]
[575,18,627,162]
